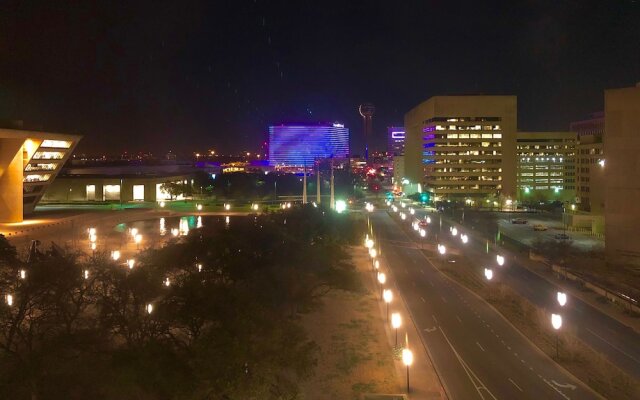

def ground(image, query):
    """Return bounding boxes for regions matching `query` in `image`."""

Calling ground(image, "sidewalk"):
[358,247,446,400]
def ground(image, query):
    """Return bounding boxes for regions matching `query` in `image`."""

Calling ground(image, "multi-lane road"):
[417,208,640,382]
[372,210,601,400]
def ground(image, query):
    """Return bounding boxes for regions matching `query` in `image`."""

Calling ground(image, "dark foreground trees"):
[0,206,363,399]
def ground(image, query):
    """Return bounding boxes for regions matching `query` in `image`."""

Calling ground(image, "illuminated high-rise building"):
[404,95,517,203]
[268,123,349,167]
[387,126,405,156]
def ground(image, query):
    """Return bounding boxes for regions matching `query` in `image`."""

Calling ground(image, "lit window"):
[449,125,457,130]
[103,185,121,201]
[25,163,57,171]
[24,174,51,182]
[32,151,64,160]
[436,125,445,131]
[493,133,502,139]
[446,134,458,139]
[41,139,72,148]
[482,133,493,139]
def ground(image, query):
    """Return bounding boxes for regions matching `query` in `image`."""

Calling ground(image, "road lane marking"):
[421,296,426,303]
[428,279,434,287]
[441,296,448,303]
[439,326,498,400]
[433,315,438,324]
[543,378,571,400]
[508,378,523,392]
[586,327,640,365]
[420,268,425,274]
[551,380,577,390]
[456,315,462,323]
[424,326,437,333]
[476,342,485,352]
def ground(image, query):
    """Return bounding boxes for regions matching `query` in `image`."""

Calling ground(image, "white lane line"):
[428,279,434,287]
[421,296,426,303]
[476,342,485,352]
[586,328,640,365]
[433,315,438,324]
[441,296,448,303]
[509,378,524,392]
[456,315,463,323]
[543,378,571,400]
[420,269,425,274]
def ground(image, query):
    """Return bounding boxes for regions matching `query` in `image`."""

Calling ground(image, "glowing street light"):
[164,278,171,287]
[135,234,143,250]
[377,272,386,298]
[402,348,414,393]
[461,234,468,244]
[111,250,121,261]
[420,229,426,238]
[90,243,97,251]
[391,312,402,346]
[409,208,415,215]
[374,259,380,270]
[438,244,446,255]
[551,313,563,358]
[451,227,458,236]
[127,259,135,269]
[400,212,406,220]
[335,200,347,213]
[130,227,138,238]
[159,201,166,208]
[484,268,493,281]
[89,233,97,243]
[426,216,431,224]
[88,227,96,236]
[197,263,203,272]
[19,269,26,280]
[5,294,13,306]
[252,203,259,211]
[224,203,231,211]
[146,303,153,314]
[197,204,203,211]
[83,269,89,280]
[496,254,505,266]
[557,291,567,307]
[383,289,393,321]
[369,248,378,259]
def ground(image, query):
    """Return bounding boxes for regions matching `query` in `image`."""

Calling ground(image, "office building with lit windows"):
[0,128,80,222]
[516,132,576,203]
[404,96,517,203]
[604,84,640,261]
[387,126,405,156]
[571,112,605,213]
[268,123,349,167]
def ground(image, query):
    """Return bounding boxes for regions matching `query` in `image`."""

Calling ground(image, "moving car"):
[533,224,548,231]
[511,218,528,224]
[554,233,571,240]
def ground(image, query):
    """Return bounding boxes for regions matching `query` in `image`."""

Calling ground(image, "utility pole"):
[302,165,307,204]
[316,163,321,204]
[330,159,335,209]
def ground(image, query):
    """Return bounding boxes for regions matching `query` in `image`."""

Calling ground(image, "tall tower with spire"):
[359,103,375,161]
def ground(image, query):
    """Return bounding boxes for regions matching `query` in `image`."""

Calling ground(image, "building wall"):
[576,137,605,213]
[392,155,405,186]
[604,84,640,261]
[41,175,192,203]
[404,96,517,202]
[0,129,80,222]
[387,126,405,156]
[516,131,576,203]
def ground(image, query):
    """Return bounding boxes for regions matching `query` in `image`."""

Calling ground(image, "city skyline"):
[1,1,638,154]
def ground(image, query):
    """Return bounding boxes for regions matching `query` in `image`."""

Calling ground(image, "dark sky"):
[1,0,638,155]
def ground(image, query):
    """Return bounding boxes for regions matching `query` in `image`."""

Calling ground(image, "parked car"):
[533,224,548,231]
[554,233,571,240]
[511,218,528,224]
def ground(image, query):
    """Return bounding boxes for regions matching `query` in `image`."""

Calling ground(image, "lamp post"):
[135,234,142,250]
[557,291,567,307]
[402,348,414,393]
[496,254,505,267]
[377,272,386,299]
[484,268,493,281]
[391,312,402,347]
[420,229,426,249]
[383,289,393,321]
[551,313,562,359]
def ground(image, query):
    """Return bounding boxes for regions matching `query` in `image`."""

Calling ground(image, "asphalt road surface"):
[371,211,600,400]
[412,208,640,382]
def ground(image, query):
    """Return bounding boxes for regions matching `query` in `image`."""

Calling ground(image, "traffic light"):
[420,192,429,203]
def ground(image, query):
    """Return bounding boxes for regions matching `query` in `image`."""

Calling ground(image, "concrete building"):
[404,96,517,204]
[516,132,576,203]
[0,128,80,222]
[604,84,640,262]
[571,112,605,213]
[387,126,405,156]
[41,165,197,203]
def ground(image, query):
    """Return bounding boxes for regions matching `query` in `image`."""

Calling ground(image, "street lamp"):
[383,289,393,321]
[496,254,505,266]
[6,294,13,306]
[451,227,458,236]
[164,278,171,287]
[438,244,446,255]
[426,216,431,224]
[224,203,231,211]
[557,291,567,307]
[135,234,142,250]
[551,313,562,358]
[391,312,402,347]
[377,272,386,298]
[402,348,414,393]
[374,259,380,271]
[83,269,89,280]
[369,248,377,259]
[461,234,468,244]
[146,303,153,314]
[484,268,493,281]
[420,229,426,250]
[197,204,203,211]
[197,263,203,272]
[19,269,26,280]
[111,250,121,261]
[127,259,135,269]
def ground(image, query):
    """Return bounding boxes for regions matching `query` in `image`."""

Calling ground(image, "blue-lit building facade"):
[268,123,350,167]
[387,126,405,156]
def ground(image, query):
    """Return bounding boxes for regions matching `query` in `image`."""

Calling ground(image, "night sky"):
[1,1,638,155]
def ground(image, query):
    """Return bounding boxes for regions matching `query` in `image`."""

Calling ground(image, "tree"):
[160,182,185,200]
